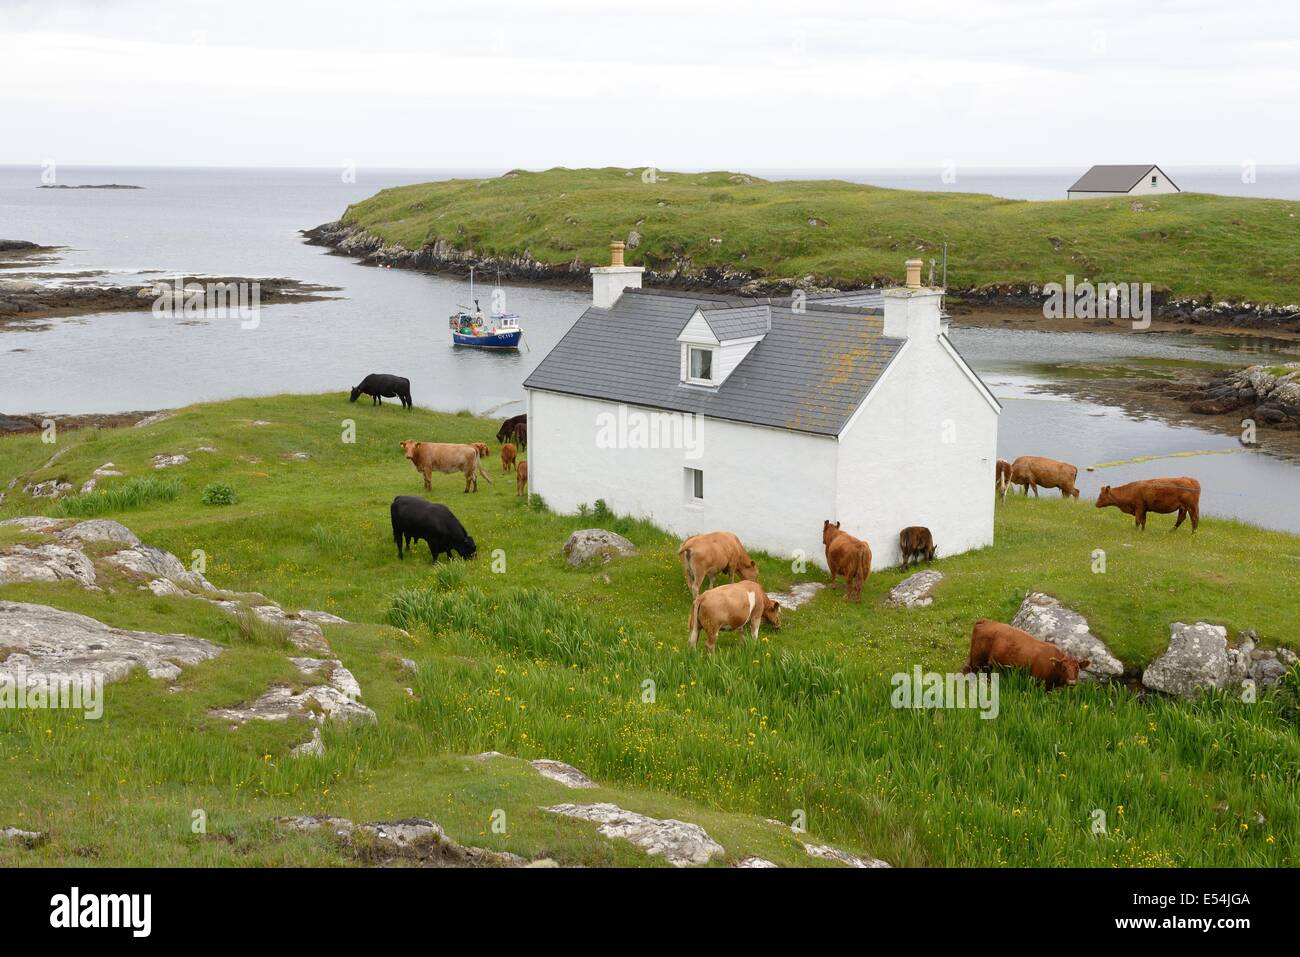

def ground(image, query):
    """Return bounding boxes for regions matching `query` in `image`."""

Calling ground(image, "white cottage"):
[523,244,1001,568]
[1067,164,1180,199]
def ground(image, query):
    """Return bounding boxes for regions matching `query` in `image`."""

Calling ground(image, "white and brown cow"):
[687,580,781,654]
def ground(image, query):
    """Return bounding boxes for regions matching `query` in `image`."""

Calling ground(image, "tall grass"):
[52,477,180,517]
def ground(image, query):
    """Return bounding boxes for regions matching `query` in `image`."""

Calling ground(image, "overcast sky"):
[2,0,1297,170]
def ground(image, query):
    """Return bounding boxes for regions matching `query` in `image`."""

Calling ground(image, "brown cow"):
[501,442,517,473]
[688,580,781,654]
[1009,455,1080,499]
[515,460,528,497]
[899,526,936,569]
[471,442,491,460]
[1096,477,1201,531]
[823,520,871,602]
[995,459,1012,504]
[961,619,1090,690]
[678,531,759,598]
[400,440,494,493]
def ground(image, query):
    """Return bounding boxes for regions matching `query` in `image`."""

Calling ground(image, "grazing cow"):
[678,531,759,597]
[471,442,491,460]
[399,439,494,493]
[350,373,412,409]
[1009,455,1080,499]
[390,496,476,562]
[823,520,871,602]
[496,414,527,448]
[1096,477,1201,531]
[501,442,517,473]
[961,619,1090,690]
[898,526,936,569]
[995,459,1012,503]
[687,580,781,654]
[515,460,528,497]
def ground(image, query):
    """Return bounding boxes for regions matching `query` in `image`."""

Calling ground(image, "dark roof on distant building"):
[523,288,903,436]
[1067,165,1180,193]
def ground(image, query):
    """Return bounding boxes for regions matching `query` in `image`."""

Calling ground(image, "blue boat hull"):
[451,329,522,349]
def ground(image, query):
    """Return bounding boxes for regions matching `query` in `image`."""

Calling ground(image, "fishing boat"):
[448,268,524,349]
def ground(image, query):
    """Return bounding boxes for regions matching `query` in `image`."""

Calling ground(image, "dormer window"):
[688,346,715,384]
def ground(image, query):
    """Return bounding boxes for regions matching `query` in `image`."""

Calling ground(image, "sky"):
[2,0,1298,170]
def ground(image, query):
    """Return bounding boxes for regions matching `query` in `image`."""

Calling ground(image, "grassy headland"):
[332,167,1300,306]
[2,395,1298,867]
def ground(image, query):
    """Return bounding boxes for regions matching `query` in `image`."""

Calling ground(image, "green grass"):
[1,394,1298,867]
[339,167,1300,305]
[52,475,180,517]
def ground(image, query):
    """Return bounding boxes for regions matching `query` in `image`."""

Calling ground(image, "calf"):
[678,531,759,597]
[898,526,936,569]
[961,619,1090,690]
[687,580,781,654]
[501,442,517,473]
[400,439,494,493]
[496,414,527,446]
[515,460,528,497]
[350,373,412,409]
[390,496,476,562]
[823,520,871,602]
[471,442,491,460]
[1009,455,1079,499]
[995,459,1012,504]
[1096,477,1201,531]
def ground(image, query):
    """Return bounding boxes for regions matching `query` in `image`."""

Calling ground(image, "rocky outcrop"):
[1011,592,1124,681]
[208,684,376,726]
[1142,622,1229,697]
[106,544,213,591]
[766,581,825,610]
[1191,364,1300,427]
[150,453,189,470]
[58,519,141,546]
[804,843,891,868]
[530,759,597,789]
[545,802,724,866]
[22,479,72,499]
[0,599,221,684]
[885,570,944,608]
[277,815,527,866]
[562,529,638,567]
[0,543,98,588]
[0,827,46,847]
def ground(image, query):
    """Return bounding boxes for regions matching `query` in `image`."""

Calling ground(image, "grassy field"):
[2,394,1298,867]
[339,167,1300,305]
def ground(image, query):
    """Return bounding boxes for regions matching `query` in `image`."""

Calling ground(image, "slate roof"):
[523,288,904,436]
[1067,164,1179,193]
[696,304,771,340]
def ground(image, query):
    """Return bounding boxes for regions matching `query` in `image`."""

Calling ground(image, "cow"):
[898,526,936,569]
[501,442,517,473]
[471,442,491,460]
[1009,455,1080,499]
[687,580,781,654]
[823,520,871,602]
[399,439,494,493]
[515,460,528,497]
[390,496,476,562]
[961,619,1090,690]
[678,531,759,598]
[496,414,527,448]
[350,373,412,409]
[995,459,1012,503]
[1096,477,1201,531]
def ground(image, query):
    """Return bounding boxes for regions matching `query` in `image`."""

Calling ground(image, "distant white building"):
[1067,164,1180,199]
[523,243,1002,569]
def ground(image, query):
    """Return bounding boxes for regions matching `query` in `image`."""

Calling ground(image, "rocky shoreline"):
[303,220,1300,333]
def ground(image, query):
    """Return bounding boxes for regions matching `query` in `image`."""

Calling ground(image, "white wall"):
[1068,167,1179,199]
[834,333,999,568]
[527,390,839,566]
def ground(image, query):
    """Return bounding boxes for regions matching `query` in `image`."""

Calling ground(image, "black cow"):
[391,496,476,562]
[496,413,527,447]
[350,373,412,408]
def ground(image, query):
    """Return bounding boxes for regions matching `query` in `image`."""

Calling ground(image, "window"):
[1151,175,1158,185]
[688,346,714,383]
[685,467,704,503]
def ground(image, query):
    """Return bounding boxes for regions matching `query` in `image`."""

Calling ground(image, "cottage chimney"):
[883,258,943,340]
[590,240,644,309]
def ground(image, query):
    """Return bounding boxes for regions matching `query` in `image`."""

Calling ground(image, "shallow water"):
[3,166,1299,532]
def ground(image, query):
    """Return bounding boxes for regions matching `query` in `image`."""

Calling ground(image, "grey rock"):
[804,843,891,868]
[208,684,377,726]
[0,543,98,588]
[545,802,723,866]
[766,581,825,611]
[106,544,212,591]
[297,609,349,626]
[531,759,597,789]
[885,570,944,608]
[736,856,778,867]
[0,516,62,533]
[23,479,73,499]
[58,519,141,546]
[1142,622,1230,697]
[150,453,189,469]
[0,827,46,847]
[562,529,638,567]
[133,412,172,428]
[0,599,221,684]
[249,604,331,654]
[1011,592,1124,680]
[626,229,641,249]
[290,657,362,700]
